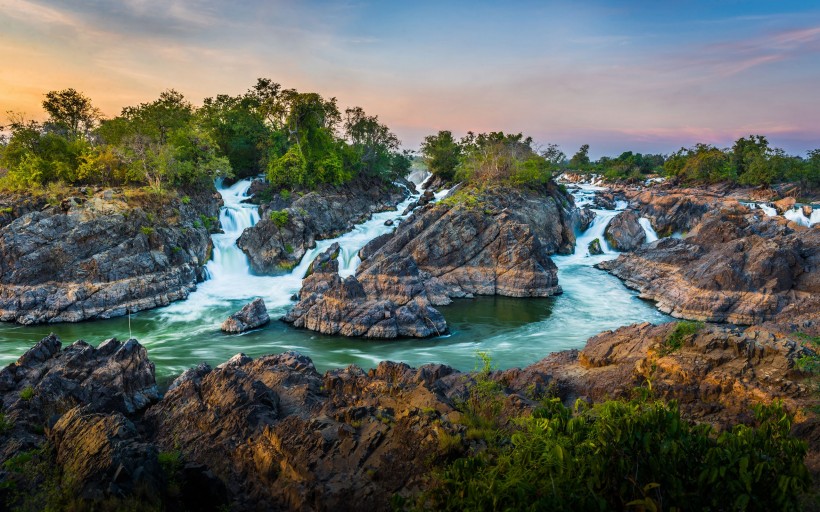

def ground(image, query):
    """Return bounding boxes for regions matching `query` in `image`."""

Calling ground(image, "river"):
[0,179,671,382]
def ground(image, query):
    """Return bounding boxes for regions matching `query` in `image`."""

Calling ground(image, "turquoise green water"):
[0,182,671,381]
[0,264,669,382]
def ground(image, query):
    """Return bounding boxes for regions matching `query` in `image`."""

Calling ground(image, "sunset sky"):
[1,0,819,157]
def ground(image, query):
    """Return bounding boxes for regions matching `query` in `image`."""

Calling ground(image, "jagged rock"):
[144,352,473,511]
[237,176,408,273]
[598,208,820,324]
[49,407,163,503]
[588,238,603,255]
[604,210,646,251]
[221,298,270,334]
[283,258,448,338]
[504,322,817,430]
[305,243,341,278]
[622,188,735,236]
[0,335,159,464]
[0,188,219,324]
[803,204,813,217]
[593,191,616,210]
[358,232,393,262]
[774,197,796,214]
[577,207,596,232]
[384,219,394,226]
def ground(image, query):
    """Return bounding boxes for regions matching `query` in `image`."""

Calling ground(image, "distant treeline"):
[0,80,410,193]
[420,130,820,189]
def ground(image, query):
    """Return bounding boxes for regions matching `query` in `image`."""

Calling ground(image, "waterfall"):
[745,202,818,227]
[206,180,259,279]
[784,207,819,227]
[160,178,423,321]
[639,217,659,243]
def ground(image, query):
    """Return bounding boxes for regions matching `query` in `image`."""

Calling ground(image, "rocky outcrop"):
[284,184,571,338]
[588,238,603,255]
[576,206,596,232]
[0,187,219,324]
[144,352,473,510]
[503,322,817,429]
[237,177,408,274]
[621,187,739,236]
[0,335,159,469]
[221,298,271,333]
[604,210,646,251]
[284,247,447,338]
[598,207,820,325]
[1,324,816,510]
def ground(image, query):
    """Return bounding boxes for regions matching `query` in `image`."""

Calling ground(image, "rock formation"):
[604,210,646,251]
[1,323,815,511]
[0,187,219,324]
[221,298,271,333]
[237,177,408,274]
[598,207,820,325]
[284,184,573,338]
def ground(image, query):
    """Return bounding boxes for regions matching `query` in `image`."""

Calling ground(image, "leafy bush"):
[269,209,290,228]
[660,321,704,355]
[140,226,154,236]
[19,386,35,401]
[405,397,810,512]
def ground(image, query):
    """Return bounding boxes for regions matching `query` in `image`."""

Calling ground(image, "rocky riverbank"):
[0,322,815,511]
[598,201,820,327]
[0,186,220,324]
[237,176,410,274]
[283,182,577,338]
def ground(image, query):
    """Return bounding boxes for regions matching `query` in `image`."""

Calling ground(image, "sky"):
[1,0,819,157]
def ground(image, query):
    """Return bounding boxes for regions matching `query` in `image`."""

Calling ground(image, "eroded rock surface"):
[0,188,219,324]
[284,184,572,338]
[222,298,271,333]
[598,208,820,325]
[604,210,646,251]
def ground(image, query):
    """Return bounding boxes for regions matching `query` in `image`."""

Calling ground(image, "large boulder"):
[221,298,271,334]
[604,210,646,251]
[0,188,219,324]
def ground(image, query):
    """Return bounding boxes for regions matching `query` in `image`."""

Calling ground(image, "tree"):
[732,135,768,178]
[541,143,566,167]
[343,106,400,179]
[42,88,101,139]
[121,90,193,145]
[420,131,461,181]
[569,144,590,170]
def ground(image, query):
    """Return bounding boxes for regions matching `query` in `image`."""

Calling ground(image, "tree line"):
[420,131,820,189]
[0,81,410,193]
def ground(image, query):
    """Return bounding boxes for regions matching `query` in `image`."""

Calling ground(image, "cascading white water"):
[784,207,819,227]
[639,217,659,242]
[207,179,260,278]
[743,201,818,227]
[161,179,425,322]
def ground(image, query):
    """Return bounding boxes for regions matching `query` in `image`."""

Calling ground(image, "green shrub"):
[269,209,289,228]
[661,321,704,355]
[140,226,154,236]
[180,195,191,205]
[20,386,35,401]
[284,243,294,254]
[404,398,810,512]
[0,206,13,214]
[199,214,217,230]
[0,411,12,434]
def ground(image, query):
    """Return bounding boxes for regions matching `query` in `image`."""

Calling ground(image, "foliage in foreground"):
[403,394,810,512]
